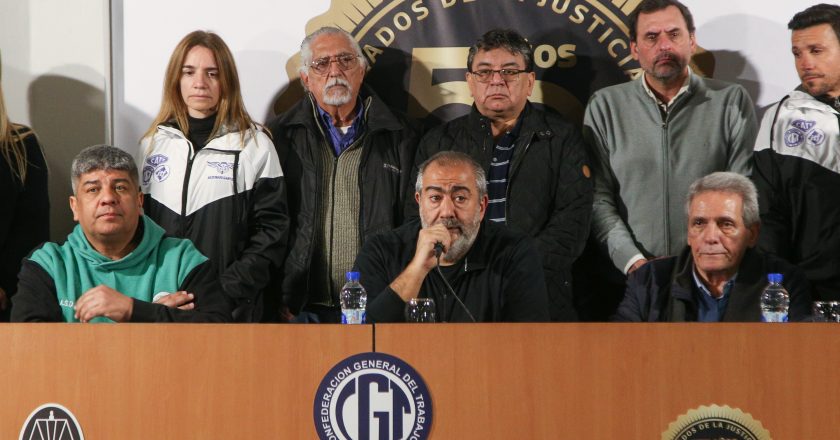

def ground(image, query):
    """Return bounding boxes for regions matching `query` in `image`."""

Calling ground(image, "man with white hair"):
[267,27,419,322]
[613,172,811,322]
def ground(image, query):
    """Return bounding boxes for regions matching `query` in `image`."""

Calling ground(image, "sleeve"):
[0,133,49,297]
[501,238,551,322]
[751,106,792,260]
[532,125,594,270]
[725,86,758,176]
[583,94,645,272]
[219,132,290,320]
[353,234,407,323]
[130,261,232,323]
[610,269,648,322]
[10,260,63,322]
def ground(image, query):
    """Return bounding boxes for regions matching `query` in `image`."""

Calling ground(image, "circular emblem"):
[314,352,433,440]
[807,128,826,146]
[662,404,771,440]
[784,128,805,148]
[154,164,170,182]
[19,403,84,440]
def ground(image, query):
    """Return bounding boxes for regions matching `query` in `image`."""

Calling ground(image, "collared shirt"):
[641,68,692,114]
[486,116,523,224]
[692,268,737,322]
[316,99,364,156]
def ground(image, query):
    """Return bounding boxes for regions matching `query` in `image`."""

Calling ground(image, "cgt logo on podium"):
[315,352,433,440]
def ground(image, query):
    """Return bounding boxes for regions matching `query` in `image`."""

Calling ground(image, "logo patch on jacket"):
[383,163,401,175]
[785,119,824,148]
[143,154,170,184]
[207,161,235,181]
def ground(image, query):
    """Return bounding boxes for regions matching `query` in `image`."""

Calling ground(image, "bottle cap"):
[346,271,360,282]
[767,273,783,284]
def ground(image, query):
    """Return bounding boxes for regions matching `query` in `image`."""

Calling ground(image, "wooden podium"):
[2,323,838,439]
[377,323,840,439]
[0,324,371,439]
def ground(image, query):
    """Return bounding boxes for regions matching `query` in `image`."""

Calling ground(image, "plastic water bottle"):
[340,271,367,324]
[760,273,789,322]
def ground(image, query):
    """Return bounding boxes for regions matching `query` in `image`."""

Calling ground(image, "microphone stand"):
[435,253,477,323]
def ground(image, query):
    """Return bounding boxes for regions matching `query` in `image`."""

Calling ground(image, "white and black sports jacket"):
[141,123,289,320]
[753,90,840,300]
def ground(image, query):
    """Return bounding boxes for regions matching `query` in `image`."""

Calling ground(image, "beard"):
[421,214,482,263]
[647,51,688,83]
[322,77,353,106]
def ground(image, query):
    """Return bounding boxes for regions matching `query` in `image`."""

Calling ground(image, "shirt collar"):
[692,267,737,300]
[641,67,692,110]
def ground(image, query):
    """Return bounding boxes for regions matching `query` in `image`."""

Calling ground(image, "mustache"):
[324,77,351,90]
[654,52,678,64]
[437,218,463,230]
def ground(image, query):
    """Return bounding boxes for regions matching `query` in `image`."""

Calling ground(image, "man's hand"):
[628,258,649,274]
[154,291,195,310]
[74,285,134,323]
[389,223,453,302]
[410,223,453,272]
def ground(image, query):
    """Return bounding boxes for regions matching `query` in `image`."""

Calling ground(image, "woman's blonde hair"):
[142,30,257,146]
[0,80,35,183]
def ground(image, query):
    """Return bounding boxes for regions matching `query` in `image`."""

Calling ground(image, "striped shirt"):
[486,118,522,223]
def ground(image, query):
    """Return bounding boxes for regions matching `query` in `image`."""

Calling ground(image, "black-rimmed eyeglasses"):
[469,69,529,83]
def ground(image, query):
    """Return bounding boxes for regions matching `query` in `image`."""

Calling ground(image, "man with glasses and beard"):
[268,27,419,323]
[354,151,550,323]
[583,0,756,314]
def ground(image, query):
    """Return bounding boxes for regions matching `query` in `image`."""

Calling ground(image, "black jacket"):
[0,128,49,320]
[267,89,420,313]
[409,103,592,321]
[613,247,812,322]
[353,218,550,323]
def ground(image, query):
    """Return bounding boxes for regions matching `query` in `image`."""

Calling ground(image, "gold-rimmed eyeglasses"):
[309,53,361,75]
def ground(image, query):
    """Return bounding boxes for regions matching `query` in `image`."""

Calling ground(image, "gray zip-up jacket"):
[584,73,756,272]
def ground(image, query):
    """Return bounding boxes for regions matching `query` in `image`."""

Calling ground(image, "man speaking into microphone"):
[353,151,550,322]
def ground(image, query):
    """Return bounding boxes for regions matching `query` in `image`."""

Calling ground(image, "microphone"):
[434,250,477,323]
[434,241,445,258]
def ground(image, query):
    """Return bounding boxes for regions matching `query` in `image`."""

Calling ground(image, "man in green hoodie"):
[11,145,231,322]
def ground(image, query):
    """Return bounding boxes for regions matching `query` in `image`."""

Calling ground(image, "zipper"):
[179,142,196,237]
[661,110,671,255]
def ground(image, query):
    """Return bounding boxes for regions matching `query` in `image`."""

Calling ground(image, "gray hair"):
[298,27,368,79]
[71,145,139,193]
[415,151,487,198]
[685,172,759,226]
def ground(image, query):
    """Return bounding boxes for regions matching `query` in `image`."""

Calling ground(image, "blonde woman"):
[0,63,49,321]
[141,31,288,322]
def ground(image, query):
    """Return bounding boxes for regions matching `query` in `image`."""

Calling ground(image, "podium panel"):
[375,323,840,439]
[0,324,371,439]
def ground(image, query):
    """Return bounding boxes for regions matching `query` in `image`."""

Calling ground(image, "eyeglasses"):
[469,69,529,83]
[309,53,361,75]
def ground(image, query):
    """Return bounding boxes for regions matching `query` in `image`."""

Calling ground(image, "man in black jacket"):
[613,172,811,322]
[409,29,592,321]
[355,151,549,323]
[267,27,419,322]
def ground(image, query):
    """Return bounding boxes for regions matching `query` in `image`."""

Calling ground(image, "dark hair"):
[789,3,840,44]
[467,29,534,72]
[628,0,695,42]
[71,145,139,193]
